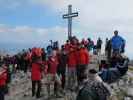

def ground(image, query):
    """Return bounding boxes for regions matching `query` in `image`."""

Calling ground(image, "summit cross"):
[63,5,78,39]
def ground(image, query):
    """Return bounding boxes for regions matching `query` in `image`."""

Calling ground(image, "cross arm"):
[63,12,78,19]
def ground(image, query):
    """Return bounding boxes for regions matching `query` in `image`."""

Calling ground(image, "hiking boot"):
[36,95,43,99]
[55,92,64,98]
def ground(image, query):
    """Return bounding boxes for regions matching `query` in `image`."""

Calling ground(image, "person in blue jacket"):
[111,30,125,54]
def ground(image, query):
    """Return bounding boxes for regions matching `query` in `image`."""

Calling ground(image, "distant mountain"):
[0,42,48,55]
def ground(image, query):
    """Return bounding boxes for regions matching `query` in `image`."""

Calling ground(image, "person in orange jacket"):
[76,44,90,86]
[0,65,7,100]
[67,45,77,90]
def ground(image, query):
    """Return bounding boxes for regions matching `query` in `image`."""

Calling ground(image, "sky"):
[0,0,133,58]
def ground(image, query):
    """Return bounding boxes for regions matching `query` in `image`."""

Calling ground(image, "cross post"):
[63,5,78,40]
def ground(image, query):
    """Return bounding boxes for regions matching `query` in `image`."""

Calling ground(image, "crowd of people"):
[0,30,128,100]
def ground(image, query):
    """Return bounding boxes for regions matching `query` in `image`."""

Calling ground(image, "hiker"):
[41,48,46,61]
[87,38,94,52]
[23,52,29,73]
[31,48,43,98]
[67,44,77,90]
[25,49,32,69]
[105,38,108,56]
[98,55,129,83]
[99,60,108,71]
[76,44,89,86]
[76,69,111,100]
[0,65,7,100]
[105,39,112,61]
[57,45,68,90]
[81,38,88,48]
[64,40,71,53]
[110,53,121,68]
[53,41,59,50]
[96,37,103,55]
[47,50,62,97]
[46,45,53,58]
[111,30,125,55]
[93,45,97,55]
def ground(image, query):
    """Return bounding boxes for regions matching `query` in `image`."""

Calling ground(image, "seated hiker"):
[115,56,129,76]
[110,53,122,68]
[76,69,111,100]
[99,56,121,83]
[99,56,129,83]
[99,60,108,71]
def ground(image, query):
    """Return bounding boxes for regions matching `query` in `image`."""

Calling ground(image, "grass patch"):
[115,89,127,100]
[128,66,133,71]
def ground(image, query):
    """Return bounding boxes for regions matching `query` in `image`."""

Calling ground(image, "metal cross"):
[63,5,78,39]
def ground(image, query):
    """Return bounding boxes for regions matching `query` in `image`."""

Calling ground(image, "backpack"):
[76,81,110,100]
[77,84,98,100]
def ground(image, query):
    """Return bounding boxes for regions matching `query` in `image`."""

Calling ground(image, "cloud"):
[0,24,67,45]
[34,0,133,32]
[0,0,34,10]
[1,0,133,33]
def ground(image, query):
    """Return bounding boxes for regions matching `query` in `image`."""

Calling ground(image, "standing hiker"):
[106,39,112,61]
[57,45,68,90]
[67,45,77,90]
[111,30,125,55]
[76,44,90,86]
[47,50,62,97]
[87,38,94,52]
[105,38,108,56]
[31,48,43,99]
[96,37,103,55]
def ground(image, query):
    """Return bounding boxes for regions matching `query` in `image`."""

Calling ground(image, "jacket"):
[31,63,42,81]
[0,70,7,86]
[48,56,58,75]
[111,35,125,50]
[77,48,89,65]
[67,50,77,67]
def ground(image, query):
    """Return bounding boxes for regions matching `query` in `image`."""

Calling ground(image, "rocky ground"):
[5,71,77,100]
[5,54,133,100]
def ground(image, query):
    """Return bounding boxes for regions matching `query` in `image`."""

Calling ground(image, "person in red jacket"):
[67,45,77,90]
[0,65,7,100]
[76,44,90,86]
[47,50,62,97]
[31,55,43,98]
